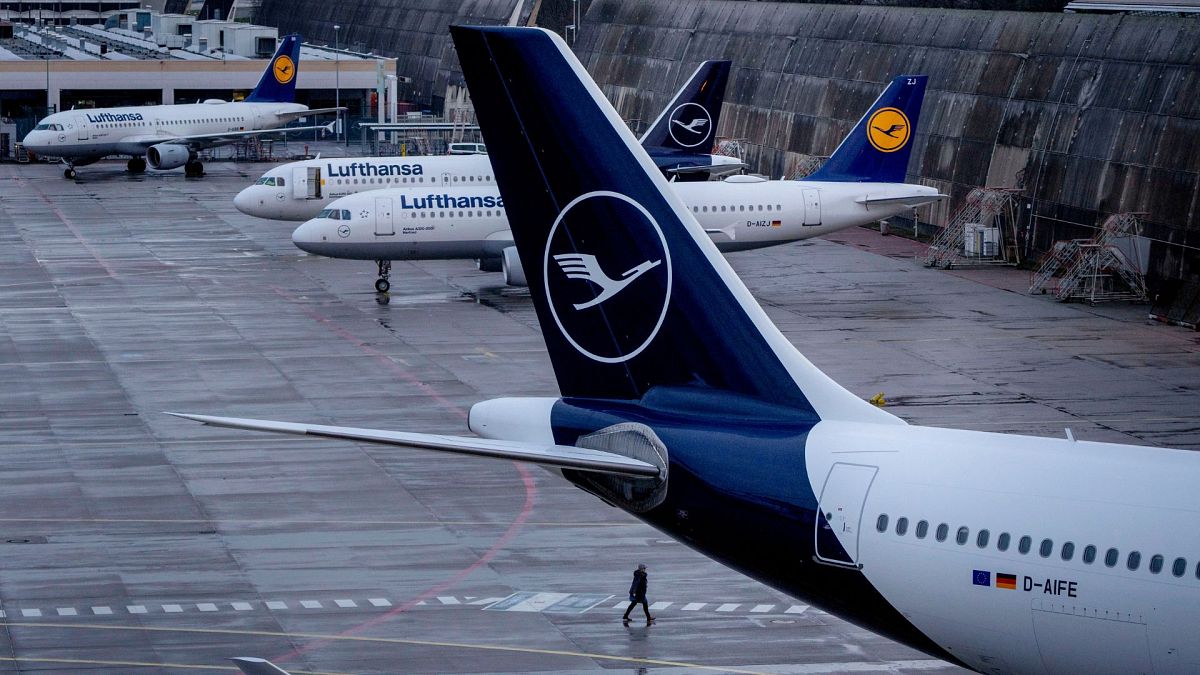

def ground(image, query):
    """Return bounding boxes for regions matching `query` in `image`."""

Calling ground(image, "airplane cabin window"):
[876,514,888,532]
[777,204,783,211]
[915,520,928,539]
[1061,542,1075,560]
[956,527,969,545]
[1018,536,1032,554]
[1083,545,1097,563]
[1149,554,1164,574]
[720,206,726,212]
[976,529,989,548]
[1105,548,1119,567]
[1173,557,1186,577]
[1039,539,1053,558]
[997,532,1010,551]
[1127,551,1141,571]
[935,523,948,542]
[895,517,908,536]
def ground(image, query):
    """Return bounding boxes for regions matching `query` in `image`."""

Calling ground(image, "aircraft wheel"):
[127,157,146,173]
[64,167,76,179]
[375,278,391,293]
[185,161,204,177]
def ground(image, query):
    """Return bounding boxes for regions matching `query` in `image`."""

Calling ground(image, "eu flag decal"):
[972,570,991,587]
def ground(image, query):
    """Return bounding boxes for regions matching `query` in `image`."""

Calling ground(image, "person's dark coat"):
[628,569,648,602]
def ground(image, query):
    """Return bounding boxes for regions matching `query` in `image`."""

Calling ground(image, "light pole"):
[333,24,340,143]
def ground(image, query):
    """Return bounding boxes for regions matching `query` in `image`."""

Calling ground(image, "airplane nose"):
[233,187,259,216]
[291,219,328,255]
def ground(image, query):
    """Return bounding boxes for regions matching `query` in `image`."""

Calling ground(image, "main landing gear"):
[127,157,146,174]
[63,167,76,179]
[375,260,391,293]
[184,160,204,177]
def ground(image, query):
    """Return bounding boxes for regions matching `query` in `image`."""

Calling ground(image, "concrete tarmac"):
[0,158,1196,674]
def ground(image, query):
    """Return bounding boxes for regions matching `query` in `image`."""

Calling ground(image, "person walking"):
[622,563,654,624]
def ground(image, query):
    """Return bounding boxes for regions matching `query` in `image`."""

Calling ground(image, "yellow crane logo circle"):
[867,107,911,153]
[273,55,296,85]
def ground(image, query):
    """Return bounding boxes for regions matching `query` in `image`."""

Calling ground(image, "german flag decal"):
[996,573,1017,590]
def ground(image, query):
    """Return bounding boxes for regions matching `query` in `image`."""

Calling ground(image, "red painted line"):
[21,178,120,280]
[267,287,539,663]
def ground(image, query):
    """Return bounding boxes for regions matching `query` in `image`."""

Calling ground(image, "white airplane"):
[289,75,943,292]
[173,26,1200,675]
[232,60,742,221]
[22,34,341,179]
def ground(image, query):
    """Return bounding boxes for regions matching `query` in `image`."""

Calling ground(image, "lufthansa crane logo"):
[667,102,713,149]
[544,191,672,364]
[273,55,296,85]
[867,107,910,153]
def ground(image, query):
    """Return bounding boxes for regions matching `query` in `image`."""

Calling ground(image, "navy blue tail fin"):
[450,26,896,424]
[246,34,302,103]
[804,75,927,183]
[639,60,730,153]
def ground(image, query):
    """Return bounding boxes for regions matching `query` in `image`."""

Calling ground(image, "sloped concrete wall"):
[575,0,1200,281]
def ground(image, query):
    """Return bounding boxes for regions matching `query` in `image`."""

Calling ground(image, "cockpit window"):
[341,209,351,220]
[255,176,279,186]
[276,177,285,186]
[316,209,334,219]
[34,123,63,131]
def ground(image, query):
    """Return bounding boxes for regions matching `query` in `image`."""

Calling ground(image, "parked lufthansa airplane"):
[22,34,340,178]
[232,60,742,221]
[290,75,942,291]
[171,27,1200,675]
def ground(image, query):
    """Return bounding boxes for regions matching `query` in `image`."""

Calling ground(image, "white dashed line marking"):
[265,601,287,610]
[197,603,218,612]
[91,607,112,615]
[232,602,253,611]
[682,603,706,611]
[56,608,77,616]
[437,596,460,605]
[369,598,392,607]
[649,601,671,610]
[334,599,357,608]
[127,606,147,614]
[750,604,774,613]
[785,604,809,614]
[716,603,739,612]
[21,609,41,618]
[163,605,183,613]
[300,600,322,609]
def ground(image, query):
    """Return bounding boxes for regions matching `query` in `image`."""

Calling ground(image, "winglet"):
[245,34,302,103]
[805,75,928,183]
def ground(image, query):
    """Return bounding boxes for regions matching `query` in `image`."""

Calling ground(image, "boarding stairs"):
[1029,213,1148,303]
[923,187,1021,268]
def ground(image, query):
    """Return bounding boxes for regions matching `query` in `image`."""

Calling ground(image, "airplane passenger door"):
[307,166,322,199]
[803,189,821,226]
[814,463,877,567]
[75,115,90,141]
[292,167,308,199]
[375,197,394,236]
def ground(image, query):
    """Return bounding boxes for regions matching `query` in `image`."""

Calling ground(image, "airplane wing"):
[274,106,346,123]
[122,122,336,151]
[167,412,661,478]
[855,192,948,208]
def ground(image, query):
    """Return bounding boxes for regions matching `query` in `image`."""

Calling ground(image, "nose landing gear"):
[63,167,77,179]
[375,260,392,293]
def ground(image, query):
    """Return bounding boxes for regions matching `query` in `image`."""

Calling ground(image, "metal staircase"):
[923,188,1021,268]
[1028,213,1148,303]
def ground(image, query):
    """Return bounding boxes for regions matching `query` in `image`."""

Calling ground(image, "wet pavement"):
[0,158,1196,673]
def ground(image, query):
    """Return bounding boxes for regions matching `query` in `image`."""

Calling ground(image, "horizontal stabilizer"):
[274,106,346,121]
[855,192,948,207]
[167,413,661,477]
[231,657,292,675]
[668,162,747,175]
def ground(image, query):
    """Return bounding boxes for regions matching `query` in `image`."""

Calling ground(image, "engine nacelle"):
[146,143,195,170]
[501,246,527,287]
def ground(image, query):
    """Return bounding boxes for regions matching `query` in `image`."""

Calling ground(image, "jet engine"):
[146,143,196,170]
[501,246,527,287]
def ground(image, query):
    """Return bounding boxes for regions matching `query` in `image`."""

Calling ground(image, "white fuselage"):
[234,155,496,220]
[468,397,1200,675]
[289,179,941,260]
[21,101,309,161]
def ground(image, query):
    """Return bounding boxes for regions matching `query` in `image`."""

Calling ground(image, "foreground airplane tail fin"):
[638,60,730,153]
[451,26,899,424]
[245,34,302,103]
[805,75,927,183]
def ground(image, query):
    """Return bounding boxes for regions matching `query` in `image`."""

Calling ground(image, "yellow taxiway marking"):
[0,655,344,674]
[1,622,769,674]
